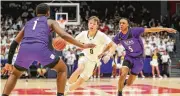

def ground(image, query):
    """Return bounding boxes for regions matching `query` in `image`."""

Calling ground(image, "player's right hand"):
[83,43,96,49]
[165,28,177,33]
[1,64,13,75]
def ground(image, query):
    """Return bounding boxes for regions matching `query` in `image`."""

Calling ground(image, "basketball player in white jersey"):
[65,16,117,92]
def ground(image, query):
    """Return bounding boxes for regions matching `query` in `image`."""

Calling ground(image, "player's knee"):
[53,59,68,72]
[80,74,90,81]
[63,65,67,72]
[120,72,128,78]
[126,81,133,86]
[76,79,84,86]
[127,83,132,86]
[59,64,67,72]
[76,67,84,74]
[11,72,20,78]
[11,70,23,78]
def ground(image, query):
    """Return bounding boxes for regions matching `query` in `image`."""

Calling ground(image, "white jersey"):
[75,30,112,62]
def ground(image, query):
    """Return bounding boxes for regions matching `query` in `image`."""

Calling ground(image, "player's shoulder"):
[27,16,47,24]
[97,30,107,36]
[81,30,88,33]
[26,17,36,23]
[75,30,87,38]
[80,30,88,35]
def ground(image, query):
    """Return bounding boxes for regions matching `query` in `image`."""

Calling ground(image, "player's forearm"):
[61,33,84,48]
[145,27,168,33]
[7,40,19,64]
[102,44,111,54]
[108,42,117,56]
[102,42,117,55]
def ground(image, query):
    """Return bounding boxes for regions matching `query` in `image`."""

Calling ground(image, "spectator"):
[150,49,162,78]
[99,22,109,34]
[158,41,166,55]
[144,40,152,58]
[36,63,47,78]
[161,52,171,77]
[65,49,76,77]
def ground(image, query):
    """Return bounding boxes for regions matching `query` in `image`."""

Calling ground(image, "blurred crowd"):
[1,1,179,79]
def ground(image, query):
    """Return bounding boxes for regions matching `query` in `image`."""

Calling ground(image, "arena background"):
[1,1,180,96]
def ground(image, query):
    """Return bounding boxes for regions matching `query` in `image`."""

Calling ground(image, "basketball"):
[52,37,67,51]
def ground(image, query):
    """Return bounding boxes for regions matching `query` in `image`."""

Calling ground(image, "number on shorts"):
[90,49,93,54]
[128,46,133,52]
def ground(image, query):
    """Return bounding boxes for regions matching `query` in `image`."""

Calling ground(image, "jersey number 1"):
[90,49,93,54]
[33,19,39,30]
[33,21,37,30]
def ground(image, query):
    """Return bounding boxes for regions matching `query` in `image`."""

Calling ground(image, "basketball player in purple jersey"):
[99,18,176,96]
[1,3,95,96]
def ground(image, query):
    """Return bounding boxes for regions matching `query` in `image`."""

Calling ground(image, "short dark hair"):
[36,3,50,15]
[119,18,130,25]
[119,17,131,27]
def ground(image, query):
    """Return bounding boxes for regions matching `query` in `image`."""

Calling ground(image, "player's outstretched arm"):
[49,20,96,49]
[105,42,117,57]
[98,41,117,59]
[144,27,177,33]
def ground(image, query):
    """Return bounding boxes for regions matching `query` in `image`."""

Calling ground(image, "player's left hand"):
[2,64,13,75]
[165,28,177,33]
[1,67,6,75]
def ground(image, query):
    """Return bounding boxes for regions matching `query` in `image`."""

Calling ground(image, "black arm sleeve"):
[7,40,19,64]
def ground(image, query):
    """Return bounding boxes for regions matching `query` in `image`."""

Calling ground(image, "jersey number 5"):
[90,49,93,54]
[128,46,133,52]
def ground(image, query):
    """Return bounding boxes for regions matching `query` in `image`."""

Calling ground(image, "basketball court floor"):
[1,77,180,96]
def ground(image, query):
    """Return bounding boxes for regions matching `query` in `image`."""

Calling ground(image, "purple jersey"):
[15,16,58,69]
[21,16,51,45]
[113,27,144,57]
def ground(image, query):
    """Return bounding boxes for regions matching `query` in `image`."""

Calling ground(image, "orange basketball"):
[52,37,67,51]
